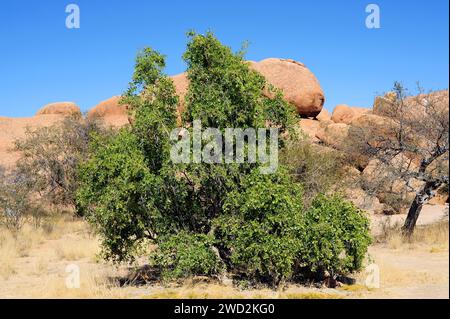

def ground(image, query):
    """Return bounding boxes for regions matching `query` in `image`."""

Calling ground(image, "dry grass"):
[338,284,371,293]
[0,225,47,279]
[41,215,91,240]
[29,265,126,299]
[0,231,17,280]
[53,237,99,261]
[280,291,342,299]
[370,219,448,291]
[143,283,343,299]
[1,210,448,299]
[413,221,449,248]
[376,217,449,250]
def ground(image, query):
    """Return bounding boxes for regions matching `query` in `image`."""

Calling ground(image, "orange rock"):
[373,90,449,118]
[0,115,63,169]
[36,102,81,116]
[315,122,349,149]
[170,72,189,125]
[86,96,130,127]
[316,108,331,122]
[249,58,325,117]
[331,104,371,124]
[87,96,128,118]
[170,58,326,120]
[298,119,320,140]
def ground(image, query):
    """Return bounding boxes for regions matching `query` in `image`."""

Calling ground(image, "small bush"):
[151,232,222,280]
[297,194,372,279]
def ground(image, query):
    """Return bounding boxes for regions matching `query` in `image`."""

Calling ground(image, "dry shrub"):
[280,139,347,206]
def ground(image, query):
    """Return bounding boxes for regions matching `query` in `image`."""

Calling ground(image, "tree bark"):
[402,193,424,236]
[402,180,441,236]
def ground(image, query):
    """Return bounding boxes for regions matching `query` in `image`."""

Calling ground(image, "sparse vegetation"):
[0,214,447,298]
[0,167,37,232]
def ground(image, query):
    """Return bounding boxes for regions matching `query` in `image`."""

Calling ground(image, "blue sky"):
[0,0,448,117]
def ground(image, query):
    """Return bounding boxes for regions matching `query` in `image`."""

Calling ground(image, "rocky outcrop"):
[87,96,128,118]
[170,58,326,120]
[373,90,449,118]
[298,119,321,141]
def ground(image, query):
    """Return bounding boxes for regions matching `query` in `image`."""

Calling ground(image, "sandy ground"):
[0,205,448,299]
[366,245,449,299]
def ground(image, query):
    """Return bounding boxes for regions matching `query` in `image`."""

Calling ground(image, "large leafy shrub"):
[77,32,371,285]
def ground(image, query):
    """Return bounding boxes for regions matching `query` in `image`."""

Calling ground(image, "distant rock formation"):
[36,102,81,116]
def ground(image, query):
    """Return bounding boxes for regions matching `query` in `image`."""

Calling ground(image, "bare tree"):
[14,114,111,210]
[348,83,449,235]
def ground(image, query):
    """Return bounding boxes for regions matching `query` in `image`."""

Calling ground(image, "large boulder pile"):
[315,122,349,149]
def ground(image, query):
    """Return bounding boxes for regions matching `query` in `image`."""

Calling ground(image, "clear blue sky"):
[0,0,448,117]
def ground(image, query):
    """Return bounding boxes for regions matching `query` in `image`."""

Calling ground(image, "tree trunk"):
[402,193,424,236]
[402,181,440,236]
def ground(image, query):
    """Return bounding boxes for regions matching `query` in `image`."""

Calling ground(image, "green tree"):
[77,32,371,285]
